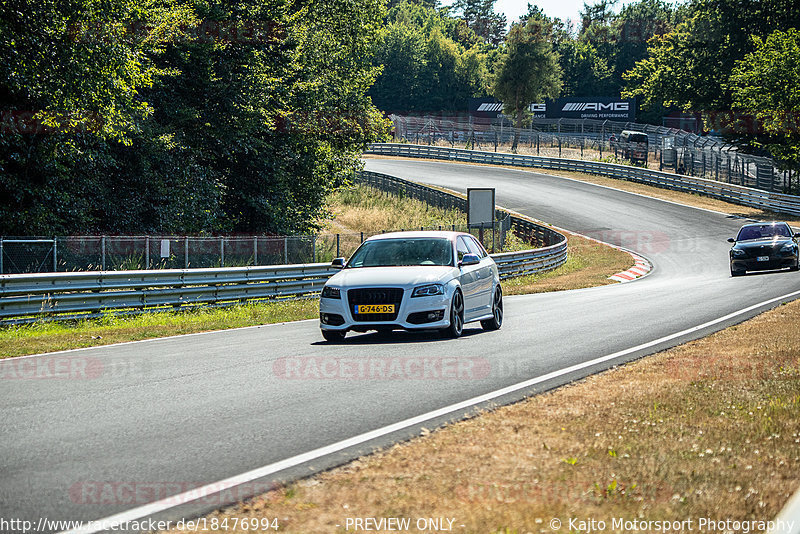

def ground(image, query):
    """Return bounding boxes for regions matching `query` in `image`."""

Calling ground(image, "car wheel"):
[481,286,503,331]
[322,330,346,343]
[791,257,799,271]
[441,289,464,338]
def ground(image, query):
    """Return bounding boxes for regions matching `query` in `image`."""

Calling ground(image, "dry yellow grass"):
[164,298,800,534]
[321,184,466,235]
[365,155,800,226]
[503,234,631,295]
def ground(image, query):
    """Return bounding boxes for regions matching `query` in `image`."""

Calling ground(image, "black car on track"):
[728,222,800,276]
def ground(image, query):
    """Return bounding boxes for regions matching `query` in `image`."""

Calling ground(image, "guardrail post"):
[284,237,288,264]
[1,237,3,274]
[53,237,57,272]
[220,237,225,267]
[101,236,106,271]
[253,236,258,266]
[336,234,340,257]
[185,237,189,268]
[312,235,316,263]
[145,237,150,269]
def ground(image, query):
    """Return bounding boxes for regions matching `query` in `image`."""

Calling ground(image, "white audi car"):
[319,231,502,342]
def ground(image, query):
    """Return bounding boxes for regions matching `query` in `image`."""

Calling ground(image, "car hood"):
[326,266,457,288]
[733,237,793,249]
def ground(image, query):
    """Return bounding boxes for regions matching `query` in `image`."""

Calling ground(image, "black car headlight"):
[781,243,797,254]
[411,284,444,298]
[731,249,745,257]
[321,286,341,299]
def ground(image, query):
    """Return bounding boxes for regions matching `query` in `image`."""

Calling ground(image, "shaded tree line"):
[0,0,389,236]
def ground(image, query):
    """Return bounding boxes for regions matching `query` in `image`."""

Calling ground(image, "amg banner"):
[549,97,636,120]
[468,98,546,119]
[468,97,635,121]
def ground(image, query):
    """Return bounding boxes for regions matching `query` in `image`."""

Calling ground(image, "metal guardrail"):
[356,169,569,280]
[390,115,787,192]
[0,171,568,324]
[0,264,337,324]
[367,143,800,217]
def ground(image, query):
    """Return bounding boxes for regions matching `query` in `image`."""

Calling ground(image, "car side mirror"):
[331,257,345,269]
[794,233,800,238]
[727,238,735,243]
[459,253,480,267]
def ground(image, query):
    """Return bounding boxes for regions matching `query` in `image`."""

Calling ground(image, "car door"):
[466,235,494,314]
[456,236,481,319]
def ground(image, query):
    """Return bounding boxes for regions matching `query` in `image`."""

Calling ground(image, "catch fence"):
[391,115,791,193]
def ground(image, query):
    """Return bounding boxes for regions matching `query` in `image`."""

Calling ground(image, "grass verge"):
[170,296,800,534]
[503,234,631,295]
[0,300,319,359]
[365,155,800,226]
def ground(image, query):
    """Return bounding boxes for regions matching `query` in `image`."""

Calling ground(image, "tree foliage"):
[369,1,489,113]
[623,0,799,111]
[492,18,561,151]
[727,29,800,171]
[0,0,389,236]
[451,0,506,46]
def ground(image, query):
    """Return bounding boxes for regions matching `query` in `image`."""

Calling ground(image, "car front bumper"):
[731,253,797,272]
[319,290,452,332]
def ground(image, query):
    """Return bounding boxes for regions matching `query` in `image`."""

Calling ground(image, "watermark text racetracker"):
[273,356,490,380]
[0,356,148,380]
[552,517,795,533]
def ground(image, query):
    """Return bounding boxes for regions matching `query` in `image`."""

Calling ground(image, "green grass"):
[0,299,319,359]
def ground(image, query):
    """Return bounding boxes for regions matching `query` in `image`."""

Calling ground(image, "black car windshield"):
[736,224,792,241]
[346,238,453,268]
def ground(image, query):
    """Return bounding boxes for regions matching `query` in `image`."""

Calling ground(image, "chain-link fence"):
[391,114,792,193]
[0,167,529,275]
[1,227,514,275]
[0,235,325,274]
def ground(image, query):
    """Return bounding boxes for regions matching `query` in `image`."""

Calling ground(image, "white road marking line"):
[60,287,800,534]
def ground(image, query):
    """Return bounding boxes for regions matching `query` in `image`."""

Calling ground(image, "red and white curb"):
[609,253,652,283]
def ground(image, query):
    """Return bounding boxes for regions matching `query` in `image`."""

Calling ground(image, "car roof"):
[739,222,789,229]
[365,230,468,242]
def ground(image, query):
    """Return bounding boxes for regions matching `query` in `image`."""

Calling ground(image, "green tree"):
[727,28,800,173]
[0,0,390,236]
[369,1,488,113]
[623,0,799,111]
[492,18,561,152]
[452,0,506,46]
[558,39,615,96]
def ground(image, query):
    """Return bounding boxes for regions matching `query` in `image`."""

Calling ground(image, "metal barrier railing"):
[367,143,800,217]
[0,171,568,324]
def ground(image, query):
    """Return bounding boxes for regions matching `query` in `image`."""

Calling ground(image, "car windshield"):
[346,238,453,268]
[736,224,791,241]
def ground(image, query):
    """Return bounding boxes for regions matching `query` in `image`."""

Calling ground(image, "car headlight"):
[731,249,746,257]
[781,243,797,253]
[411,284,445,297]
[321,286,341,299]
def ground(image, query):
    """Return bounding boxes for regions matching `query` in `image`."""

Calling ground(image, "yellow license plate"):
[354,304,395,314]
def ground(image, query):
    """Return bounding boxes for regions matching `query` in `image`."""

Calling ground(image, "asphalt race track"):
[3,158,800,531]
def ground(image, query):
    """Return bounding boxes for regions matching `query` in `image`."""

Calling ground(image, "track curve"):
[2,158,800,530]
